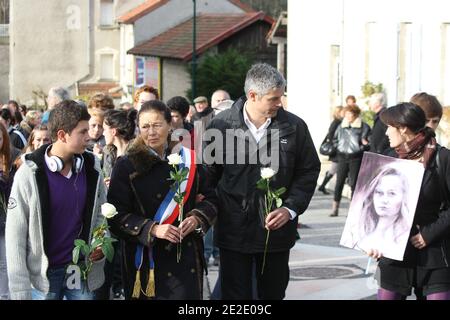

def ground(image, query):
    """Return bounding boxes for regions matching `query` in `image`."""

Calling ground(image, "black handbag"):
[319,137,336,156]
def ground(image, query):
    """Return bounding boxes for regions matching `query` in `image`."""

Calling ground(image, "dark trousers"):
[334,155,362,202]
[94,240,123,300]
[220,248,290,300]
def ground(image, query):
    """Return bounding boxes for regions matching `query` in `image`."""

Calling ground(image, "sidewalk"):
[204,171,379,300]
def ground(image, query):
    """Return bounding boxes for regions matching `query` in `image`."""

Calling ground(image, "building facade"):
[9,0,143,105]
[289,0,450,151]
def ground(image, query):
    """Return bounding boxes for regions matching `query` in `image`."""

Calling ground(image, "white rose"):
[167,153,182,165]
[261,167,276,179]
[101,203,118,219]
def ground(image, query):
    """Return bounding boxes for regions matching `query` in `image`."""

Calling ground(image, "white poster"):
[340,152,424,261]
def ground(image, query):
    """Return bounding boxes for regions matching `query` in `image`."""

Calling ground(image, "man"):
[211,90,231,109]
[191,96,214,125]
[6,100,106,300]
[42,87,70,125]
[368,92,392,155]
[205,89,232,267]
[205,63,320,299]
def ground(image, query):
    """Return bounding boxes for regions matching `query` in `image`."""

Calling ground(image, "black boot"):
[318,172,334,195]
[329,201,340,217]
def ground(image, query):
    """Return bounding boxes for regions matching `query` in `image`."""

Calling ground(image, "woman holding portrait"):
[366,102,450,300]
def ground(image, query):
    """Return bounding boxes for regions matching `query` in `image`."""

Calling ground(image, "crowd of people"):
[0,62,449,301]
[0,63,317,301]
[319,90,450,300]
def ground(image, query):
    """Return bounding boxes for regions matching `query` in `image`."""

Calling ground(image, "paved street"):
[204,186,379,300]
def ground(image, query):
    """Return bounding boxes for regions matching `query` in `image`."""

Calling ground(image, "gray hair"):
[370,92,386,108]
[48,86,70,103]
[244,63,286,97]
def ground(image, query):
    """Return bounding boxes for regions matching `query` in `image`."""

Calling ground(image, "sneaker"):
[213,257,220,266]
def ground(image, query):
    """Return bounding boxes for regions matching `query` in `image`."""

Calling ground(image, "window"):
[100,54,114,80]
[100,0,114,26]
[441,24,450,104]
[397,23,413,102]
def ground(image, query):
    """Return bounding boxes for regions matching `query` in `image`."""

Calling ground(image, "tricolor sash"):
[154,147,196,225]
[132,147,197,298]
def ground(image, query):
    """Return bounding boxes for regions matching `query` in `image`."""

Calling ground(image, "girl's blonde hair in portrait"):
[358,165,410,243]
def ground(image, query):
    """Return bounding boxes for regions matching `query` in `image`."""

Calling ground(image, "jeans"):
[204,227,219,260]
[0,234,9,299]
[32,266,94,300]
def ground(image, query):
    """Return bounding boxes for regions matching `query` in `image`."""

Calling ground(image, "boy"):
[6,100,107,300]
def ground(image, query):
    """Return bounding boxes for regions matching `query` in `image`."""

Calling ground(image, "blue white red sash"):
[133,147,197,298]
[154,146,196,225]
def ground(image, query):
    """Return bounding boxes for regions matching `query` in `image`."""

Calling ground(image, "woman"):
[317,105,343,194]
[102,109,137,184]
[353,165,410,259]
[331,105,370,216]
[367,102,450,300]
[25,125,51,153]
[94,109,136,300]
[133,85,159,111]
[87,108,106,157]
[0,124,18,299]
[107,100,217,300]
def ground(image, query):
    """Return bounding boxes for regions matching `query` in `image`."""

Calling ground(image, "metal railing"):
[0,24,9,37]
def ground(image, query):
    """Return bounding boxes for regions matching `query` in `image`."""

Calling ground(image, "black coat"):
[380,146,450,268]
[369,108,392,155]
[107,139,217,300]
[205,97,321,253]
[326,118,342,162]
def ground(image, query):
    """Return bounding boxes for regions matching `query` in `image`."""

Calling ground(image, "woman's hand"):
[104,177,111,188]
[150,224,181,243]
[410,232,427,249]
[180,216,200,238]
[366,248,382,259]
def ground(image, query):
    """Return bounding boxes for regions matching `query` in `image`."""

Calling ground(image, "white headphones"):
[46,145,84,173]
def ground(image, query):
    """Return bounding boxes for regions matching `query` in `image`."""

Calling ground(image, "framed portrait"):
[340,152,424,260]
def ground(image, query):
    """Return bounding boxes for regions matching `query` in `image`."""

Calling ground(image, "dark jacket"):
[205,97,321,253]
[380,146,450,268]
[107,139,218,299]
[334,117,371,156]
[190,106,214,126]
[369,108,392,155]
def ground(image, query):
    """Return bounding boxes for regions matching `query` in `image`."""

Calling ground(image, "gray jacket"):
[5,146,107,300]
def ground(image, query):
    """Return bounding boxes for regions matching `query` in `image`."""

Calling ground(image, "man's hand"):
[410,232,427,249]
[89,247,104,262]
[150,224,181,243]
[265,208,291,230]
